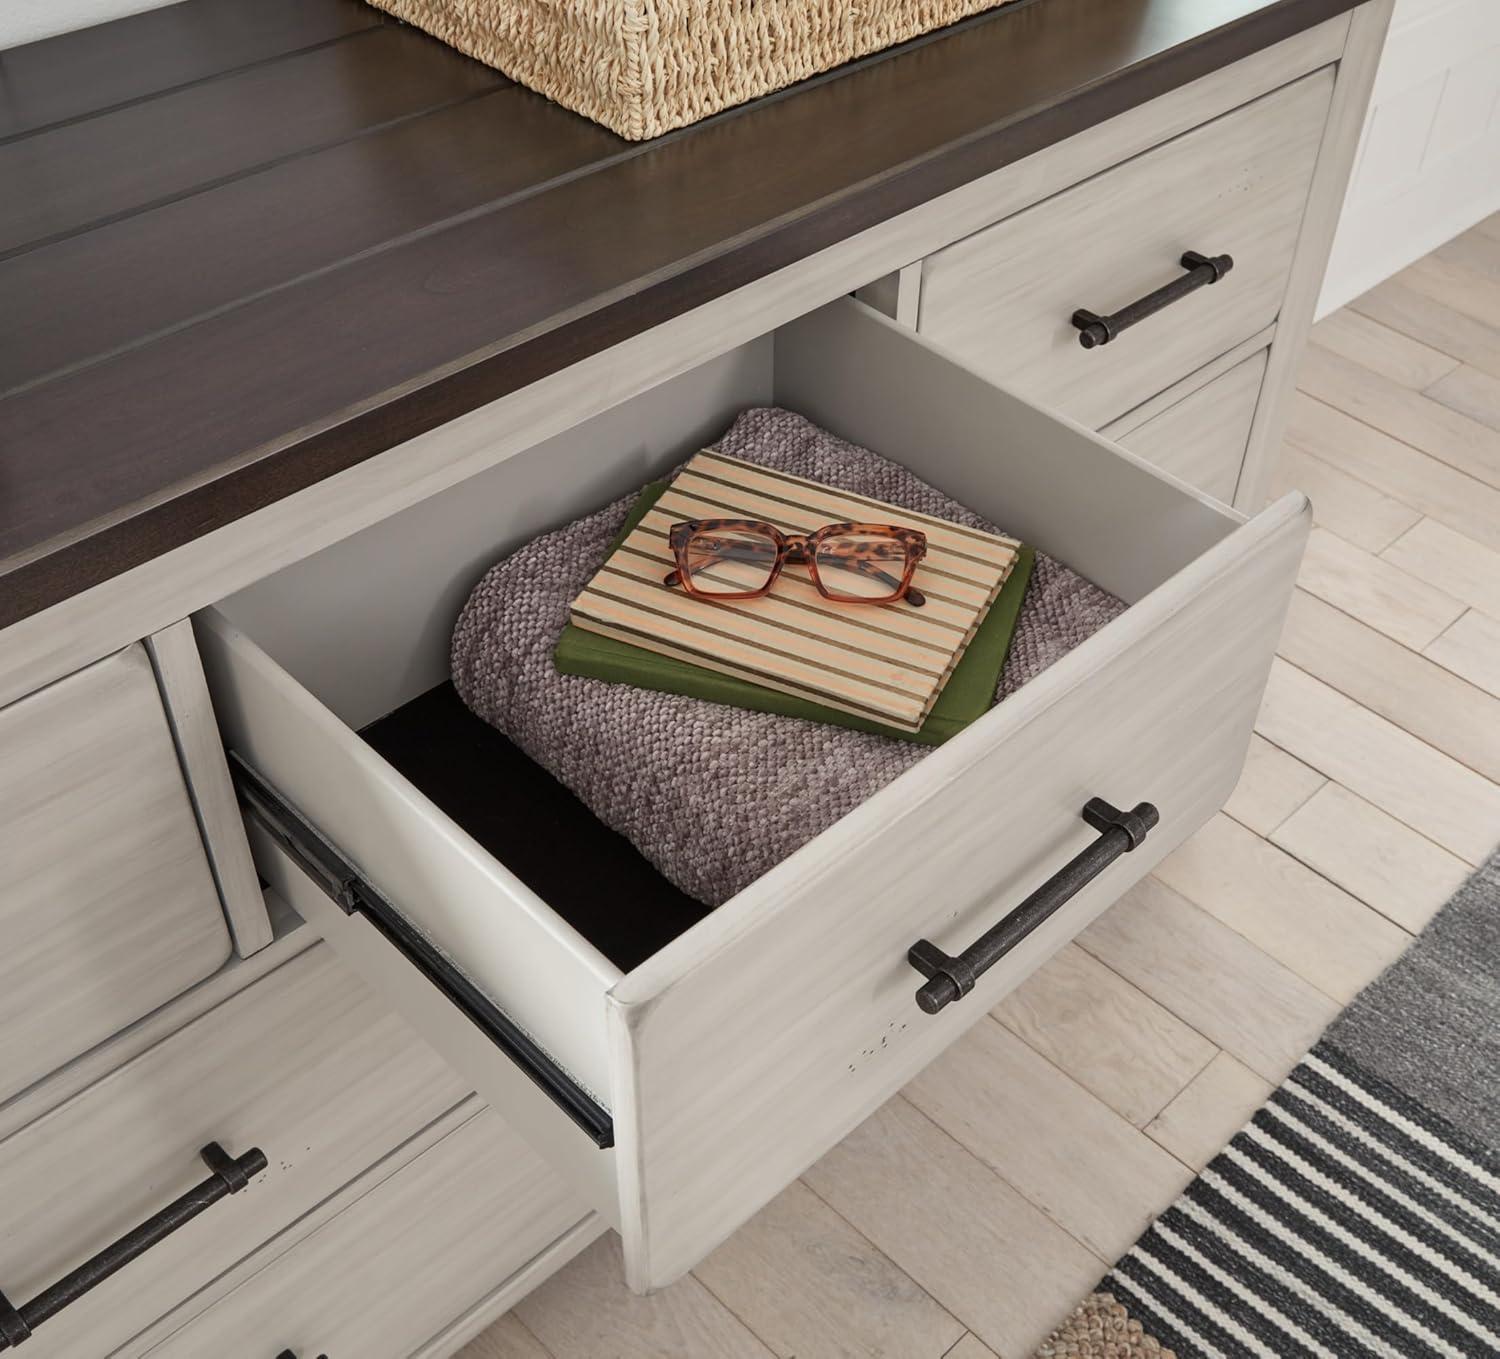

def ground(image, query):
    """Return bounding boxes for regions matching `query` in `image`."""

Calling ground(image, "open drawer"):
[195,297,1307,1293]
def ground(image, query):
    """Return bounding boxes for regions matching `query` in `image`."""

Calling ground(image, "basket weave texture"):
[368,0,1016,140]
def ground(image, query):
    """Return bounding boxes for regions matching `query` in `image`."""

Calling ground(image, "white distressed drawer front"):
[918,69,1333,429]
[197,296,1308,1292]
[0,943,468,1358]
[143,1108,588,1359]
[0,642,231,1104]
[1113,348,1270,503]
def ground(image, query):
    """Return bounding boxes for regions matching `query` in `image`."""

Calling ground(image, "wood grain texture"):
[0,892,310,1146]
[0,4,1355,632]
[0,0,385,141]
[0,26,503,257]
[1256,657,1500,864]
[1222,732,1325,835]
[1427,608,1500,699]
[1271,441,1421,552]
[693,1180,966,1359]
[1350,272,1500,380]
[1426,363,1500,432]
[1381,516,1500,615]
[1286,390,1500,553]
[1299,341,1500,489]
[1235,0,1392,512]
[457,1313,556,1359]
[1079,876,1340,1082]
[146,618,273,956]
[117,1097,491,1359]
[904,1019,1193,1261]
[516,1236,773,1359]
[918,74,1331,430]
[1144,1051,1274,1170]
[1309,309,1459,389]
[801,1097,1105,1359]
[1270,782,1472,933]
[1153,812,1410,1003]
[992,943,1215,1127]
[146,1109,585,1359]
[1295,525,1465,649]
[1116,349,1269,502]
[944,1335,1001,1359]
[1400,251,1500,333]
[0,944,468,1359]
[1276,586,1500,784]
[1101,326,1276,438]
[0,642,230,1105]
[0,85,621,397]
[413,1219,605,1359]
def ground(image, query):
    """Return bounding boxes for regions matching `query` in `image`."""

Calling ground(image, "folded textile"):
[451,407,1126,905]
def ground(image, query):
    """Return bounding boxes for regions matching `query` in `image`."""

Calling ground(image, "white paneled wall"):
[1320,0,1500,314]
[0,0,180,49]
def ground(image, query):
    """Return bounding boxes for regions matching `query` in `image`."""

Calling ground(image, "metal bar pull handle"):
[908,798,1158,1015]
[0,1142,266,1350]
[1072,251,1233,349]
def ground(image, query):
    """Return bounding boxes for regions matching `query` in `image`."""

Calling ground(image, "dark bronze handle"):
[1072,251,1233,349]
[0,1142,266,1350]
[909,798,1158,1014]
[277,1351,328,1358]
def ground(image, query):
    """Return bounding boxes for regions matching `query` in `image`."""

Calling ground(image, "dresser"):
[0,0,1391,1351]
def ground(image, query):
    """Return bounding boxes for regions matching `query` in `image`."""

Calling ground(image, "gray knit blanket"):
[451,408,1125,905]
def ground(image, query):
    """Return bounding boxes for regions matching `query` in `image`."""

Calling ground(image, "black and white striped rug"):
[1039,850,1500,1359]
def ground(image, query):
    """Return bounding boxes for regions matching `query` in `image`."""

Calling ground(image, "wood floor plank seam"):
[1042,936,1241,1094]
[1292,383,1500,492]
[691,1175,965,1358]
[1274,589,1500,788]
[889,1092,1114,1267]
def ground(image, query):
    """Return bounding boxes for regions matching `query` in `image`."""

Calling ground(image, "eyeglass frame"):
[662,517,928,607]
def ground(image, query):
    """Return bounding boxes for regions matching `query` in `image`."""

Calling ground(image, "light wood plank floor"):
[459,218,1500,1359]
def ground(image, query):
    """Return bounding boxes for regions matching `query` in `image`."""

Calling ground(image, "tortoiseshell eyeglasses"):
[663,518,927,607]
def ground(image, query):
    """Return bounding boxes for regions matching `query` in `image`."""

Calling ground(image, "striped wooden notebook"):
[568,452,1021,734]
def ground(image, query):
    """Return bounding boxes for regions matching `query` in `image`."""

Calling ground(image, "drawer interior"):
[199,298,1284,1287]
[211,301,1240,975]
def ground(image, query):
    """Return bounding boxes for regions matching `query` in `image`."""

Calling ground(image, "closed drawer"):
[0,943,467,1358]
[196,296,1309,1293]
[1112,349,1270,503]
[143,1108,589,1359]
[0,642,230,1104]
[917,70,1332,429]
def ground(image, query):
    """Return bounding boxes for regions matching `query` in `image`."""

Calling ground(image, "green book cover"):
[555,481,1034,745]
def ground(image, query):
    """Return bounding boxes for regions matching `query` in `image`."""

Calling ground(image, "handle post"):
[908,798,1158,1014]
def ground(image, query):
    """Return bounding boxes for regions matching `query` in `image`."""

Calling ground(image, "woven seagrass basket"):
[369,0,1017,140]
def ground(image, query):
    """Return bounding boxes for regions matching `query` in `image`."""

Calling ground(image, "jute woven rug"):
[1035,847,1500,1359]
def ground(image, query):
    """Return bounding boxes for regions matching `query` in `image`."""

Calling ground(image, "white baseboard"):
[1318,0,1500,316]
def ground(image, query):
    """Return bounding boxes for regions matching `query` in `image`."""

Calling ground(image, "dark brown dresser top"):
[0,0,1356,628]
